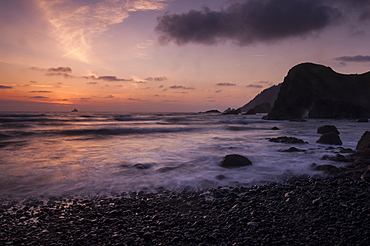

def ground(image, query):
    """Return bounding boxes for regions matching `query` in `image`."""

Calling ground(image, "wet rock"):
[317,125,340,135]
[316,132,342,145]
[315,165,340,175]
[268,136,308,144]
[279,147,306,152]
[321,154,350,162]
[132,163,153,169]
[220,154,252,168]
[271,126,280,130]
[356,131,370,155]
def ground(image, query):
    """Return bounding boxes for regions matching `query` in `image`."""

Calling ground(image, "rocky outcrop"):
[317,132,342,145]
[316,125,342,145]
[240,83,281,113]
[245,103,272,114]
[222,108,241,115]
[356,131,370,155]
[220,154,252,168]
[266,63,370,120]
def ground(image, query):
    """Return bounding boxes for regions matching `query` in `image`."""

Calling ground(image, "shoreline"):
[1,161,369,245]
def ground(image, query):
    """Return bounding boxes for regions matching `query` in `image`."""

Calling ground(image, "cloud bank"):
[155,0,365,46]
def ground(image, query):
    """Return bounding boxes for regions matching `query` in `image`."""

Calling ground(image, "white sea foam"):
[0,112,368,198]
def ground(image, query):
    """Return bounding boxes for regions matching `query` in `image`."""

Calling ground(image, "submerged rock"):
[279,147,306,152]
[220,154,252,168]
[316,132,342,145]
[268,136,308,144]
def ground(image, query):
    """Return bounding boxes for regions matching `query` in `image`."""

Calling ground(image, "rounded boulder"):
[220,154,252,168]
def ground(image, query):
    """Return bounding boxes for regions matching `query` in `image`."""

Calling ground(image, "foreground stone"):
[220,154,252,168]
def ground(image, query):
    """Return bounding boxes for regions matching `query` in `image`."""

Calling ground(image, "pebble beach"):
[1,160,369,246]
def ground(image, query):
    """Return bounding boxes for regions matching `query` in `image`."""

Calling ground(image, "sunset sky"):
[1,0,370,112]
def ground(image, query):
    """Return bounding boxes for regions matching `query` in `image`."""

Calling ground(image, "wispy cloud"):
[0,85,13,89]
[37,0,169,62]
[246,84,263,88]
[335,55,370,62]
[145,76,168,81]
[30,91,52,93]
[216,82,236,86]
[30,96,49,99]
[169,85,194,90]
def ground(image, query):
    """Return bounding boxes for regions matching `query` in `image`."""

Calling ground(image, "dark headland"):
[2,63,370,245]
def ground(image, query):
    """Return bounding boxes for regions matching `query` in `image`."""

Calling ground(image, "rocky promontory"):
[266,63,370,120]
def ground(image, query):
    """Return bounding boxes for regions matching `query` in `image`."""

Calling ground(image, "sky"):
[0,0,370,112]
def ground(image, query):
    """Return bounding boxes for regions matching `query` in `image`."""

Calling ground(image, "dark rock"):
[271,126,280,130]
[321,154,350,162]
[266,63,370,120]
[339,148,355,154]
[246,103,272,114]
[222,108,241,115]
[315,165,340,175]
[240,83,282,113]
[279,147,305,152]
[132,163,153,169]
[268,136,308,144]
[220,154,252,168]
[316,132,342,145]
[317,125,340,135]
[203,110,221,113]
[245,108,256,115]
[356,131,370,154]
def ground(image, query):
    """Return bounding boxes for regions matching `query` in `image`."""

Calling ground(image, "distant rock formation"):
[240,83,282,113]
[222,108,241,115]
[266,63,370,120]
[245,102,272,115]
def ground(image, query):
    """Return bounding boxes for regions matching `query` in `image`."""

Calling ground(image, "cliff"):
[239,83,281,113]
[266,63,370,120]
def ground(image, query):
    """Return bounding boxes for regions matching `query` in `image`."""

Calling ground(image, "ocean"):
[0,111,368,198]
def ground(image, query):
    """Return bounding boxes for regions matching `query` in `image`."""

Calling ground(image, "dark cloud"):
[0,85,13,89]
[29,96,49,99]
[145,76,168,81]
[246,84,264,88]
[104,95,114,98]
[96,76,133,82]
[335,55,370,62]
[169,85,195,89]
[31,67,73,78]
[30,91,52,93]
[87,82,99,85]
[128,98,142,101]
[47,67,72,73]
[156,0,342,46]
[216,82,236,86]
[215,90,222,93]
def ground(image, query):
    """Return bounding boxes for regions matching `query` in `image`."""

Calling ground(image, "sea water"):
[0,112,368,198]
